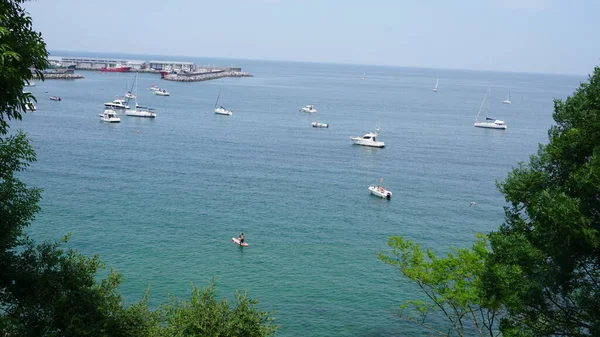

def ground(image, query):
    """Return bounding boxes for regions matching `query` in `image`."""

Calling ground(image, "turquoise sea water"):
[18,55,583,336]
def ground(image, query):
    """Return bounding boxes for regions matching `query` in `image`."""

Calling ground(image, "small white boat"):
[104,99,130,109]
[215,106,232,115]
[49,96,61,101]
[214,86,232,115]
[502,90,512,104]
[300,105,317,113]
[99,109,120,123]
[361,72,366,80]
[312,121,329,128]
[149,85,160,91]
[350,128,385,148]
[24,80,35,87]
[474,84,507,130]
[25,102,36,111]
[154,89,170,96]
[369,180,392,199]
[433,78,439,92]
[124,91,136,99]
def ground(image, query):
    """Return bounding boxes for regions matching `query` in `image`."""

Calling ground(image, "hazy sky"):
[25,0,599,75]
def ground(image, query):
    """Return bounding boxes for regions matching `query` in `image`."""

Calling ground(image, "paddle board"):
[232,237,248,247]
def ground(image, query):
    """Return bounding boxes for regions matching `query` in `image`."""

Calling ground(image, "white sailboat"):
[361,72,366,80]
[433,78,439,92]
[214,86,232,116]
[474,84,507,130]
[126,73,156,118]
[503,90,512,104]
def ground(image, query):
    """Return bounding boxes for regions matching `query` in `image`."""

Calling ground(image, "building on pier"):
[148,60,194,72]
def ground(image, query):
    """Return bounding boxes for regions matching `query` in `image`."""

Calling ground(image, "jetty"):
[34,69,84,80]
[163,69,252,82]
[47,56,252,82]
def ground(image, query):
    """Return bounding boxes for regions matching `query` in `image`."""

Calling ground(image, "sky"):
[24,0,600,75]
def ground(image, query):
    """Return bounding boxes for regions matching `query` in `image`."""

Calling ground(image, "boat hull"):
[301,108,317,113]
[215,108,232,116]
[502,100,511,104]
[312,122,329,128]
[369,186,392,199]
[474,122,507,129]
[126,111,156,118]
[100,67,131,72]
[104,104,129,109]
[350,137,385,148]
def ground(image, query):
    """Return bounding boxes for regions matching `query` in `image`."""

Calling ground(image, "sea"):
[16,52,584,336]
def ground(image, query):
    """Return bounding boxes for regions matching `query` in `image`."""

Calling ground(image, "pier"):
[34,68,84,80]
[47,56,252,82]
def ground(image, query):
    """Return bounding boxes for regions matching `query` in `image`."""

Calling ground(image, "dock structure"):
[47,55,252,82]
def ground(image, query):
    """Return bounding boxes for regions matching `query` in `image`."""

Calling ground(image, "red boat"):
[100,63,131,72]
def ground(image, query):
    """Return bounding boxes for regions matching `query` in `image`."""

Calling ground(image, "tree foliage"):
[160,280,277,337]
[379,234,502,337]
[484,67,600,336]
[0,0,48,134]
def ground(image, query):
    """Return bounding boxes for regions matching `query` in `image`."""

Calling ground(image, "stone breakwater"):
[162,71,253,82]
[35,73,84,80]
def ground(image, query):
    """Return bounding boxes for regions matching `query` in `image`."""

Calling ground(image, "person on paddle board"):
[239,232,245,244]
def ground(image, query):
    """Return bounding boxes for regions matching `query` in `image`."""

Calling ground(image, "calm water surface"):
[18,56,583,336]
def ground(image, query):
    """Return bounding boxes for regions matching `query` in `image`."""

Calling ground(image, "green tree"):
[484,67,600,336]
[0,0,48,135]
[379,234,502,337]
[160,280,277,337]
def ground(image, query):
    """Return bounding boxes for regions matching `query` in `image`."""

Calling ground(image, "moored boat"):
[300,105,317,113]
[100,63,131,72]
[104,99,130,109]
[154,89,170,96]
[49,96,62,101]
[369,180,392,199]
[474,84,507,129]
[99,109,120,123]
[312,121,329,128]
[350,128,385,148]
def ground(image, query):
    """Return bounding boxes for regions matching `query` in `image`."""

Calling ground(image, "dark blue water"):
[17,56,583,336]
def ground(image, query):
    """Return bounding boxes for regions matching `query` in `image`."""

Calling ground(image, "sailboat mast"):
[475,85,490,122]
[214,87,222,108]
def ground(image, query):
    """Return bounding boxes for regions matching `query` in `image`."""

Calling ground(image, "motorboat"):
[312,121,329,128]
[24,80,35,87]
[126,105,156,118]
[215,106,232,116]
[25,102,36,111]
[149,85,160,91]
[154,89,170,96]
[300,105,317,113]
[49,96,62,101]
[124,91,136,99]
[369,184,392,199]
[99,109,120,123]
[104,99,130,109]
[474,84,507,129]
[350,129,385,148]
